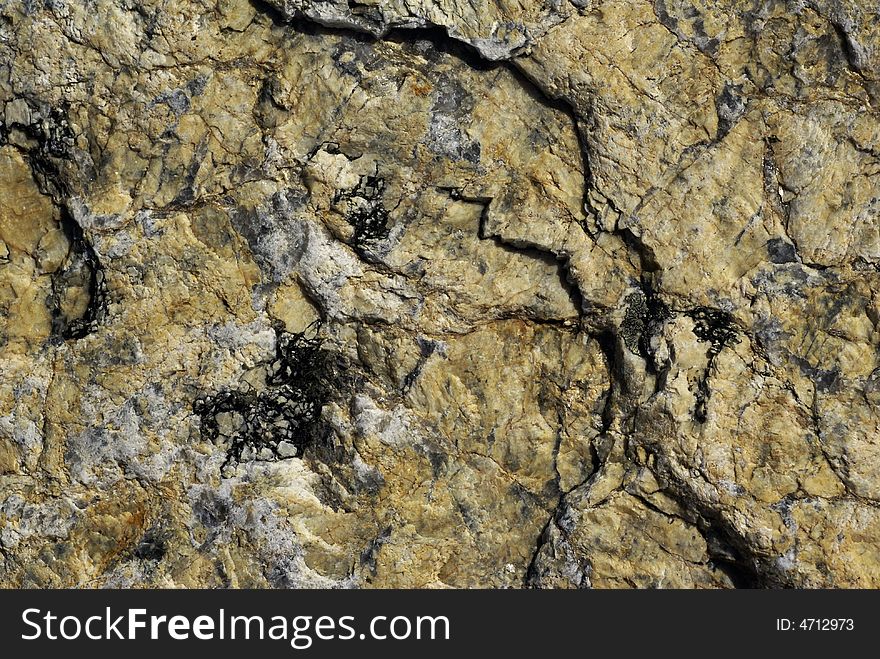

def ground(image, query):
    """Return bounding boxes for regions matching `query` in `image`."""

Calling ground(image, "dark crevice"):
[0,99,108,341]
[0,99,80,203]
[829,19,865,75]
[256,1,602,328]
[251,0,769,590]
[252,0,599,239]
[250,0,391,42]
[594,329,617,434]
[243,0,865,591]
[626,491,745,582]
[701,526,763,588]
[386,25,596,241]
[50,207,109,341]
[437,186,587,321]
[615,227,661,273]
[638,452,789,588]
[477,235,585,320]
[627,479,760,587]
[387,26,497,72]
[523,514,558,587]
[690,507,778,588]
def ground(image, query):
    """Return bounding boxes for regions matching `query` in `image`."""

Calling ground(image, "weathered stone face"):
[0,0,878,588]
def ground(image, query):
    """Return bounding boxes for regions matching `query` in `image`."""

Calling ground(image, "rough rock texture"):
[0,0,878,588]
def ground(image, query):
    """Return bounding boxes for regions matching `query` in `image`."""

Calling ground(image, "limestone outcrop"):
[1,0,878,588]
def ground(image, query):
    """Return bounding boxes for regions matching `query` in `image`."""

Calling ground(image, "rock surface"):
[0,0,878,588]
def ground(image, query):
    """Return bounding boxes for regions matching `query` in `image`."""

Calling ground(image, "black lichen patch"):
[620,288,670,358]
[332,174,391,253]
[686,307,740,422]
[687,307,740,359]
[194,322,335,475]
[620,293,648,354]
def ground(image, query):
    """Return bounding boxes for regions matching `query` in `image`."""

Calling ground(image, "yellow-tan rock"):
[1,0,879,589]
